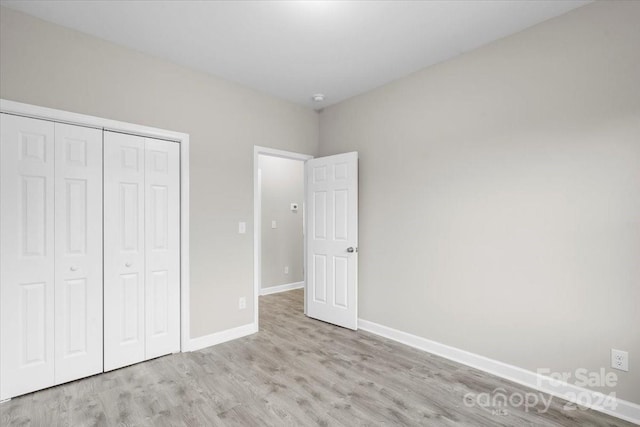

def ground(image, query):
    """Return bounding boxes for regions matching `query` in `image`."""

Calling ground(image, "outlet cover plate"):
[611,349,629,372]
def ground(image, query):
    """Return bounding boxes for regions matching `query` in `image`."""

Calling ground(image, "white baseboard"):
[358,319,640,425]
[260,281,304,296]
[186,322,258,352]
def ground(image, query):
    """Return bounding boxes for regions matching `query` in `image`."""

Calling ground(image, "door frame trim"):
[253,146,313,329]
[0,99,191,352]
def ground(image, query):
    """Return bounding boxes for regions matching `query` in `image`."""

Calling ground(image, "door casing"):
[253,146,359,330]
[253,146,313,326]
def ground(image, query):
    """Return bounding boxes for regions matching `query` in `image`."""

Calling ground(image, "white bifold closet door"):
[0,114,103,400]
[53,122,104,385]
[144,138,180,360]
[103,131,180,372]
[0,115,55,400]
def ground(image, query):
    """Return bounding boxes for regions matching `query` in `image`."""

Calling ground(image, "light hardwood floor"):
[0,289,633,426]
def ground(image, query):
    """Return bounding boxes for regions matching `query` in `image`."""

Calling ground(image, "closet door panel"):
[0,114,55,400]
[54,123,103,384]
[103,131,146,371]
[145,138,180,358]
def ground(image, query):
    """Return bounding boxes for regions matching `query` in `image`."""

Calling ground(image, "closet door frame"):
[0,99,191,353]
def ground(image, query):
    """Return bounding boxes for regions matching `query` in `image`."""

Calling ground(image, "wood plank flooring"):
[0,289,633,426]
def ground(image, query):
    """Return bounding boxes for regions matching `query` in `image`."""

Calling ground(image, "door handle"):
[70,266,78,271]
[125,262,132,268]
[347,247,358,253]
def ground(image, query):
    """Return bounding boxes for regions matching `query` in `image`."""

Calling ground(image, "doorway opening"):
[253,146,313,328]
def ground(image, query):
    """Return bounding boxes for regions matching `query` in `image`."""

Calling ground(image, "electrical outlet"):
[611,349,629,372]
[238,297,246,310]
[284,266,289,274]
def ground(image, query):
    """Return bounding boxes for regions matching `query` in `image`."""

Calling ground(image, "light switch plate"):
[272,220,277,229]
[238,222,246,234]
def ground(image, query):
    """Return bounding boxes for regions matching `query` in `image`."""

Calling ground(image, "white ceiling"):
[1,0,590,108]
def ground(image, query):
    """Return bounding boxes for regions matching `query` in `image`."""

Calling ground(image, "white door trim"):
[253,146,313,329]
[0,99,191,352]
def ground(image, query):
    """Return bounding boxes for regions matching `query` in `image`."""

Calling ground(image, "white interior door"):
[54,123,103,384]
[103,131,146,371]
[144,138,180,359]
[0,114,55,399]
[305,152,358,330]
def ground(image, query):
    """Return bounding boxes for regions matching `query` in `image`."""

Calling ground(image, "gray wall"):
[319,1,640,404]
[0,6,319,339]
[259,156,305,289]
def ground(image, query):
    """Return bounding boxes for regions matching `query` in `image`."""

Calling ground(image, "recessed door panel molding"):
[313,254,327,303]
[333,190,348,241]
[145,138,180,359]
[1,114,55,400]
[334,163,348,180]
[54,122,103,384]
[305,152,358,330]
[104,131,146,371]
[121,273,141,343]
[64,178,88,254]
[21,176,48,256]
[120,182,141,252]
[149,270,169,336]
[61,278,88,355]
[20,282,48,365]
[333,256,349,309]
[64,138,87,166]
[150,185,169,250]
[313,191,327,240]
[313,165,327,183]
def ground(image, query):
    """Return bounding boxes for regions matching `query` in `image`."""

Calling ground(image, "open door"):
[305,152,358,330]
